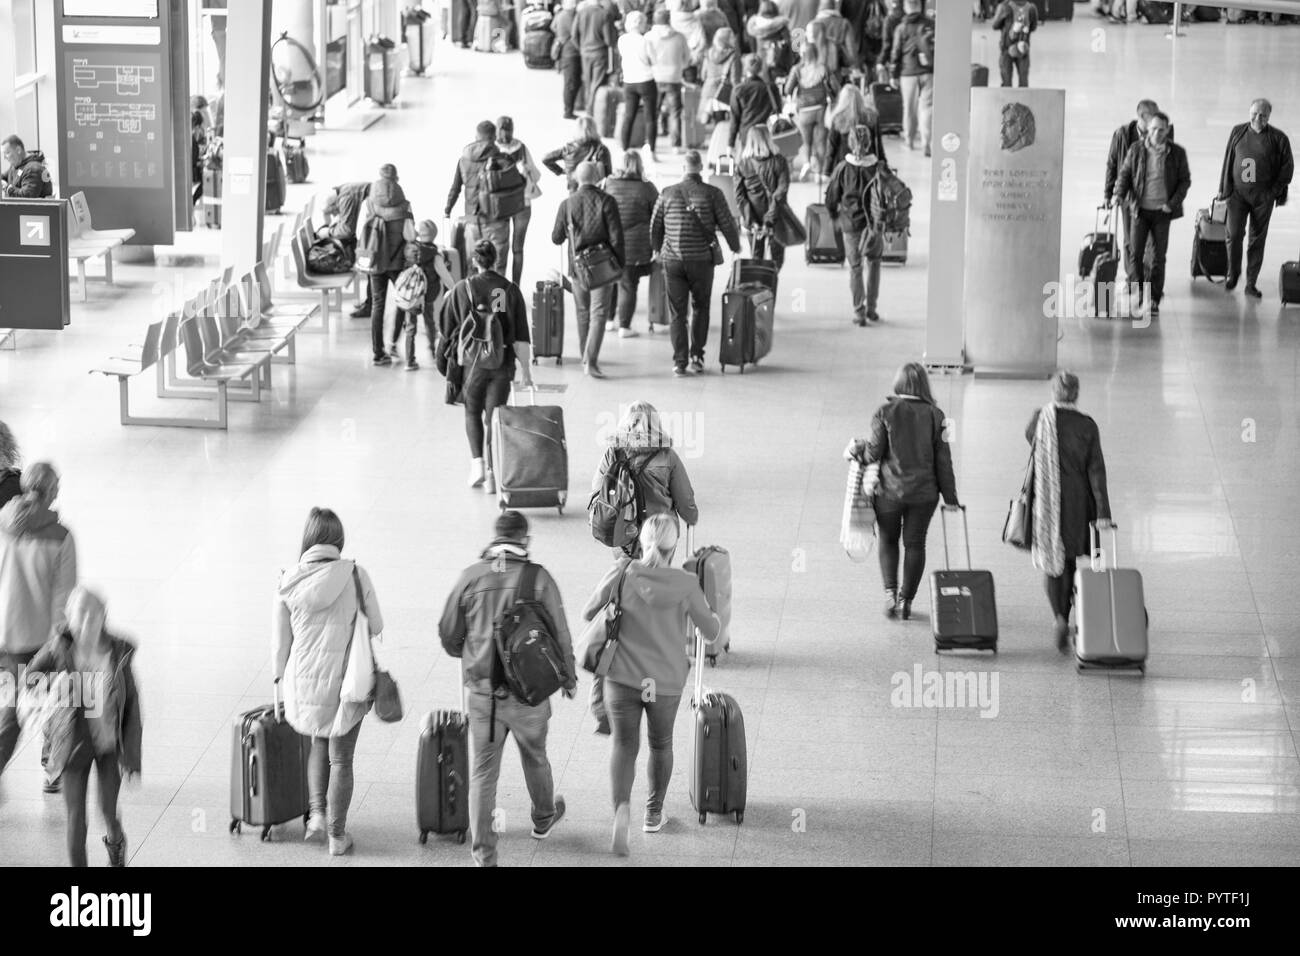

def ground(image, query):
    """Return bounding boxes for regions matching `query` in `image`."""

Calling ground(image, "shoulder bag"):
[1002,449,1034,550]
[567,201,621,289]
[341,566,404,721]
[579,563,629,676]
[686,203,725,266]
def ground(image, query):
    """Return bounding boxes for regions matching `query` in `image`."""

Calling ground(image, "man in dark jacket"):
[1105,99,1158,279]
[651,150,742,375]
[576,0,617,116]
[323,181,373,317]
[552,161,624,378]
[1,136,54,198]
[878,0,904,77]
[889,0,933,156]
[826,125,884,324]
[438,511,576,868]
[446,121,511,281]
[729,54,778,150]
[990,0,1037,88]
[1216,98,1295,297]
[359,167,415,365]
[552,0,584,118]
[1113,112,1191,318]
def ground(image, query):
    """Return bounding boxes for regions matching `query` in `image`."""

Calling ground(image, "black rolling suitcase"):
[719,285,774,373]
[689,627,746,825]
[971,64,990,87]
[1079,205,1116,278]
[1080,205,1119,317]
[1281,261,1300,305]
[229,684,311,840]
[523,29,555,68]
[868,82,903,135]
[445,216,468,283]
[531,279,565,364]
[729,256,778,295]
[805,192,845,265]
[1190,204,1228,282]
[265,148,287,214]
[491,385,569,513]
[648,260,668,331]
[929,505,998,653]
[416,704,470,845]
[283,139,309,184]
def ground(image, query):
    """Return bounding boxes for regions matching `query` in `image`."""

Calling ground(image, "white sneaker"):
[305,813,326,843]
[619,328,639,338]
[605,320,617,332]
[327,832,354,856]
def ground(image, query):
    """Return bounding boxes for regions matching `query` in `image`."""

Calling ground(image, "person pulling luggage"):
[603,151,660,337]
[825,124,885,324]
[735,126,793,272]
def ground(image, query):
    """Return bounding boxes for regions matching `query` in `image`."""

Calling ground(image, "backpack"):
[913,20,935,69]
[764,34,795,75]
[587,450,649,550]
[869,166,912,238]
[393,263,428,312]
[492,562,567,707]
[306,237,354,274]
[1008,2,1031,58]
[456,277,507,371]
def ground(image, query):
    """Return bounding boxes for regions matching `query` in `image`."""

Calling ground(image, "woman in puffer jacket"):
[273,507,383,857]
[845,362,960,621]
[698,27,742,124]
[603,151,660,336]
[592,401,699,557]
[734,125,792,272]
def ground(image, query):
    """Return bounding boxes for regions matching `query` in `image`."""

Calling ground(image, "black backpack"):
[587,450,648,550]
[492,562,566,707]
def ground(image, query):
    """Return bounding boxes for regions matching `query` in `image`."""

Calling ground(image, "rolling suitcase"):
[491,385,568,512]
[416,705,470,844]
[929,505,998,653]
[1093,252,1120,318]
[1074,521,1148,672]
[971,63,990,87]
[881,230,908,265]
[719,285,774,373]
[648,260,668,331]
[405,8,436,75]
[1079,205,1116,279]
[868,82,903,135]
[684,529,732,665]
[1190,205,1228,282]
[523,28,555,68]
[706,120,732,172]
[265,149,287,214]
[229,684,311,840]
[531,279,565,364]
[614,100,647,149]
[707,154,739,221]
[283,139,309,184]
[473,14,508,52]
[446,216,468,283]
[689,624,746,825]
[1281,261,1300,305]
[729,257,778,295]
[804,196,845,265]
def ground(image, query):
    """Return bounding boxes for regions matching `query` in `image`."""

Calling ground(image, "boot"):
[103,833,127,867]
[884,588,899,619]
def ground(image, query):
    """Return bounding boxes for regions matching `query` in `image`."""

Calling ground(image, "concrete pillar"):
[221,0,274,276]
[32,0,59,187]
[923,0,971,371]
[0,1,16,141]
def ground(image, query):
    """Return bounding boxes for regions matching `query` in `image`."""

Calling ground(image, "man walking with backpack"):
[446,120,519,282]
[438,510,577,867]
[888,0,934,157]
[826,125,889,324]
[991,0,1037,88]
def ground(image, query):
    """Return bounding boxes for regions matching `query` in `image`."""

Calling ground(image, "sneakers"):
[673,364,687,377]
[468,458,486,488]
[1245,284,1263,299]
[853,309,868,327]
[584,362,606,378]
[643,808,668,833]
[688,357,704,374]
[327,832,354,856]
[618,327,639,338]
[531,796,567,839]
[867,311,881,323]
[405,360,419,371]
[1149,302,1160,318]
[388,344,401,359]
[884,589,899,620]
[348,305,369,318]
[43,775,61,794]
[1225,276,1239,291]
[305,813,326,843]
[612,802,631,857]
[605,320,617,332]
[1054,615,1071,653]
[103,834,127,868]
[924,146,932,158]
[372,355,392,367]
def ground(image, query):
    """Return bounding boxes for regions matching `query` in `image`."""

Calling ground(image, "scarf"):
[1030,401,1076,577]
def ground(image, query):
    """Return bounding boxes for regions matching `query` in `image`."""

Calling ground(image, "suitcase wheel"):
[458,830,467,844]
[557,506,564,515]
[719,364,726,374]
[699,812,707,824]
[532,357,538,365]
[707,654,717,667]
[229,819,240,835]
[260,826,272,842]
[556,357,563,366]
[735,811,744,825]
[419,830,428,845]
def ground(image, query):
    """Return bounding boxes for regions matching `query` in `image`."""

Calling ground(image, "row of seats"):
[65,191,134,303]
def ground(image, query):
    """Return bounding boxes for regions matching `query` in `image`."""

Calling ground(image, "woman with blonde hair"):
[542,115,613,191]
[603,151,660,336]
[735,125,792,270]
[783,40,839,180]
[822,83,884,177]
[0,421,20,509]
[582,513,721,855]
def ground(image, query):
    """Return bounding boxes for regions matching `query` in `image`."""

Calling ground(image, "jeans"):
[454,0,477,44]
[1046,556,1079,622]
[998,50,1029,87]
[506,205,531,287]
[875,497,939,601]
[899,72,934,150]
[795,107,826,171]
[1225,190,1276,286]
[464,216,511,280]
[615,261,653,328]
[1130,207,1172,304]
[573,280,613,366]
[308,719,361,839]
[467,688,558,867]
[62,742,124,867]
[658,82,684,147]
[842,228,882,316]
[463,365,515,461]
[369,270,402,360]
[604,680,682,814]
[664,257,715,368]
[623,81,659,152]
[0,649,49,777]
[582,51,610,116]
[560,54,583,117]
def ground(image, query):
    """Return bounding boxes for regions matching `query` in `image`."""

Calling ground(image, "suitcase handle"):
[1095,204,1111,236]
[1089,519,1118,573]
[937,504,971,571]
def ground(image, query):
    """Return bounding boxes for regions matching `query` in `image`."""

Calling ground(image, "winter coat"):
[446,139,505,219]
[543,138,613,191]
[592,435,699,525]
[651,173,742,260]
[735,152,790,227]
[1025,408,1111,560]
[272,544,383,739]
[358,198,415,274]
[602,175,660,266]
[28,629,142,778]
[729,75,780,148]
[822,108,886,178]
[646,24,692,84]
[0,494,77,655]
[825,152,882,233]
[2,151,54,198]
[496,138,545,202]
[746,13,793,71]
[699,40,742,119]
[864,395,958,507]
[329,181,371,245]
[889,11,934,78]
[553,183,626,273]
[1115,140,1192,220]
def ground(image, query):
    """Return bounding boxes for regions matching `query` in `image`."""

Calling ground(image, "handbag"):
[769,199,807,248]
[567,204,621,289]
[341,566,404,720]
[1002,450,1034,551]
[841,459,878,562]
[686,204,725,266]
[763,83,801,159]
[580,563,628,677]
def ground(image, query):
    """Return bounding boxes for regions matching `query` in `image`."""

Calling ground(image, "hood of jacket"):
[748,13,790,37]
[709,27,736,54]
[18,151,47,168]
[277,544,354,613]
[626,562,695,609]
[0,494,59,538]
[845,153,878,168]
[464,140,498,163]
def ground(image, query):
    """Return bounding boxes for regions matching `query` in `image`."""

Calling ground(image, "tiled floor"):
[1,16,1299,867]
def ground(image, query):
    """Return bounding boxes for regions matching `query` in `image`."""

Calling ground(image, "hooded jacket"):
[2,151,54,198]
[438,543,577,696]
[0,494,77,655]
[603,174,660,266]
[865,395,958,506]
[825,152,882,232]
[328,181,372,245]
[446,140,505,219]
[543,138,614,191]
[27,629,142,777]
[273,545,382,739]
[890,11,935,78]
[582,558,720,694]
[358,191,415,274]
[592,430,700,526]
[698,7,730,47]
[735,152,791,226]
[812,8,857,71]
[646,23,692,84]
[496,138,544,203]
[747,12,793,65]
[700,32,742,111]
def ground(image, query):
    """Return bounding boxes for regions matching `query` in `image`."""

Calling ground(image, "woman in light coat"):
[273,507,383,856]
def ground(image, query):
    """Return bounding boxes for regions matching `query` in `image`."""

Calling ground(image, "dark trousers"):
[622,80,659,152]
[875,497,939,601]
[1225,190,1276,286]
[463,365,514,461]
[664,257,715,367]
[506,205,531,287]
[454,0,477,44]
[1045,556,1079,622]
[369,270,402,359]
[1129,207,1172,304]
[615,261,653,328]
[581,51,610,116]
[657,82,684,147]
[998,50,1029,87]
[560,54,583,117]
[63,743,124,867]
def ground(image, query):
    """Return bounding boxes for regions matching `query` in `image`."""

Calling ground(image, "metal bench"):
[66,191,135,302]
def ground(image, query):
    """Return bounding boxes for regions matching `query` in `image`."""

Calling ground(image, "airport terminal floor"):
[2,14,1300,868]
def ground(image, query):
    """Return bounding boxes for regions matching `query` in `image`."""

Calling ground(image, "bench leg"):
[119,375,228,429]
[78,260,88,302]
[103,250,114,286]
[320,291,330,330]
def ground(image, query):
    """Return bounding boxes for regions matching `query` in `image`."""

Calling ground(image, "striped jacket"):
[650,174,742,262]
